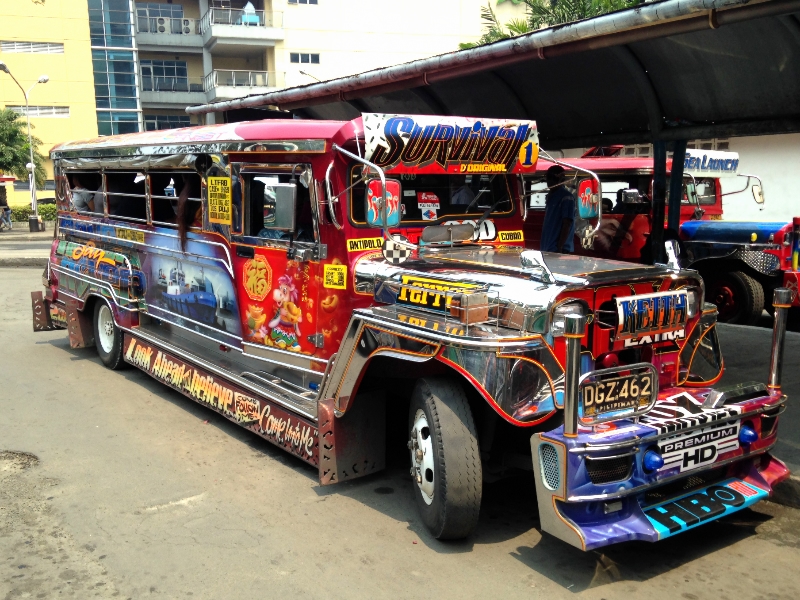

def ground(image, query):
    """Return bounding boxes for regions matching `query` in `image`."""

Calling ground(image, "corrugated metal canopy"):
[188,0,800,148]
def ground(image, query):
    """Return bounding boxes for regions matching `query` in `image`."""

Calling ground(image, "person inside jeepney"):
[450,175,475,206]
[69,174,103,214]
[540,165,575,253]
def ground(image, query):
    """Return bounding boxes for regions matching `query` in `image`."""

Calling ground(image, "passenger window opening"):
[149,171,202,228]
[105,172,148,221]
[67,172,104,215]
[242,171,314,243]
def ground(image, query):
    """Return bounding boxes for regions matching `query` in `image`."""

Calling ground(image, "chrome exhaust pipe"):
[768,287,793,392]
[563,313,587,437]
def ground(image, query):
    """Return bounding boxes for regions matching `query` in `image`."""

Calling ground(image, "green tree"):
[0,109,47,189]
[460,0,639,49]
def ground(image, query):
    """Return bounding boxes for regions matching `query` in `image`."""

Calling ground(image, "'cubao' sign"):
[683,150,739,176]
[363,113,539,175]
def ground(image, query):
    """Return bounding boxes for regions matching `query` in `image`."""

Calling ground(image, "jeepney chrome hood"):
[355,246,685,336]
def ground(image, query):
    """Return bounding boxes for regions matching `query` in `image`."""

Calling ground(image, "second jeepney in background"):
[524,148,800,326]
[32,114,793,550]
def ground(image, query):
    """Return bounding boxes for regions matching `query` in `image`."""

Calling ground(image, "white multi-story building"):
[129,0,524,127]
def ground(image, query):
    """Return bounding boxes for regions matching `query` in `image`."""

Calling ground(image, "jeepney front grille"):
[736,249,781,275]
[585,455,632,485]
[643,468,726,505]
[539,443,560,490]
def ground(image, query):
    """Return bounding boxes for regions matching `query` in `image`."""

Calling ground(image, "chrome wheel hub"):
[97,304,115,354]
[409,409,435,505]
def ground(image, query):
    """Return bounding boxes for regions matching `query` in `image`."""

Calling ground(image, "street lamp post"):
[0,61,49,231]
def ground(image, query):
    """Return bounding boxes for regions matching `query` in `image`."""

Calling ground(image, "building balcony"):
[203,70,284,101]
[139,77,207,109]
[200,8,284,53]
[135,15,203,53]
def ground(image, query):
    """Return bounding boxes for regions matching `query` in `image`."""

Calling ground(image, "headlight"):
[686,286,702,318]
[550,302,585,337]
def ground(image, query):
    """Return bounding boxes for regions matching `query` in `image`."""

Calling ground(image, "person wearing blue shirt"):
[540,166,576,253]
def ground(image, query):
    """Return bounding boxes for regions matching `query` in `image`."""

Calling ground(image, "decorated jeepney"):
[32,114,793,548]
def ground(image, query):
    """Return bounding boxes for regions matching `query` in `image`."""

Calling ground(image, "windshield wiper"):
[474,197,509,237]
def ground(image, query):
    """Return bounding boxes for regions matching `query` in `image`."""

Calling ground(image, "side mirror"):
[263,182,296,231]
[577,178,599,219]
[365,178,402,228]
[685,181,699,206]
[752,184,764,205]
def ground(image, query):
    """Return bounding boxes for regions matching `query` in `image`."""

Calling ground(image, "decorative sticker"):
[116,228,145,243]
[417,191,440,209]
[207,176,233,225]
[347,237,384,252]
[324,264,347,290]
[421,208,438,221]
[243,254,272,301]
[498,230,524,242]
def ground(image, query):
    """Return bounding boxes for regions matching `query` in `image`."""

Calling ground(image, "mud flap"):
[66,298,94,349]
[318,391,386,485]
[31,291,56,332]
[530,433,585,550]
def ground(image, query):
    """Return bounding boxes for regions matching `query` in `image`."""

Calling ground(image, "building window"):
[93,49,138,109]
[0,41,64,54]
[137,2,183,18]
[14,180,56,192]
[6,106,70,118]
[290,53,320,64]
[96,111,139,136]
[144,114,191,131]
[140,59,191,92]
[288,0,319,4]
[88,0,134,48]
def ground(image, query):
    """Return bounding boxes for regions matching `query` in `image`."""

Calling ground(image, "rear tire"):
[93,300,125,370]
[706,270,764,325]
[408,377,482,540]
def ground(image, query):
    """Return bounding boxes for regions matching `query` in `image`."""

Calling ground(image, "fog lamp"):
[643,449,664,472]
[550,302,585,337]
[739,425,758,444]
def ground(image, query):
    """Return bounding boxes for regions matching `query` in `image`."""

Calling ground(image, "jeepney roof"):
[50,118,360,157]
[534,156,665,175]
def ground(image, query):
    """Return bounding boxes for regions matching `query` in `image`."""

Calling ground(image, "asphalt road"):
[2,267,800,600]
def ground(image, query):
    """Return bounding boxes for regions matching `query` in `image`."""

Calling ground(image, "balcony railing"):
[136,13,199,35]
[203,70,283,91]
[199,8,283,32]
[141,76,205,93]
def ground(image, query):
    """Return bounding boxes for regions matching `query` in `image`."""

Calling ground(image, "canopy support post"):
[651,141,667,264]
[668,140,687,232]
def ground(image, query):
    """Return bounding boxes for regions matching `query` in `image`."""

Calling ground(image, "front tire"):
[706,270,764,325]
[408,377,482,540]
[93,300,125,370]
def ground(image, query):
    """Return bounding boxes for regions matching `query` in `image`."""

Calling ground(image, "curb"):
[771,475,800,509]
[0,257,48,268]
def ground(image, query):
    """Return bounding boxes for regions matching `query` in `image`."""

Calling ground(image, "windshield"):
[349,166,514,225]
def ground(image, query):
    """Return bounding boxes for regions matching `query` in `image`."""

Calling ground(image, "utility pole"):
[0,61,49,231]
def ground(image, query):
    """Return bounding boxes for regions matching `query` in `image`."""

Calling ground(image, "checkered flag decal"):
[382,234,411,265]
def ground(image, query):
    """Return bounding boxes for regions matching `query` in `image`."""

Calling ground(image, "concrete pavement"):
[1,267,799,600]
[0,225,54,267]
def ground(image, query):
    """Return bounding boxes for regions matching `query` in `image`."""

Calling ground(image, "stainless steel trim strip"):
[124,326,317,421]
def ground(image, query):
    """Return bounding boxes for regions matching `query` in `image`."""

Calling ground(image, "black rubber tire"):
[707,270,765,325]
[408,377,482,540]
[93,300,126,370]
